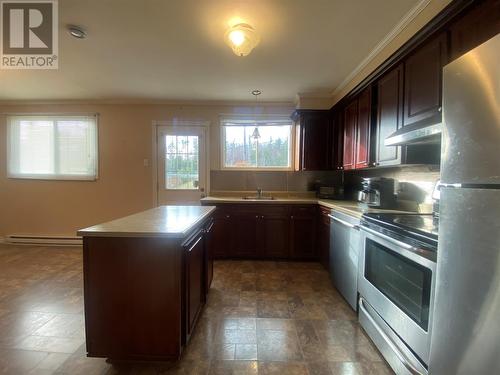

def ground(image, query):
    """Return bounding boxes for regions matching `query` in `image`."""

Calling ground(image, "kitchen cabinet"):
[260,215,289,258]
[202,203,319,260]
[184,229,205,338]
[355,87,372,169]
[375,64,404,166]
[233,210,260,257]
[204,219,214,291]
[403,32,448,127]
[80,208,214,361]
[343,87,372,170]
[331,109,344,170]
[293,110,331,171]
[211,209,232,258]
[317,206,331,270]
[449,0,500,61]
[290,206,317,259]
[343,101,357,170]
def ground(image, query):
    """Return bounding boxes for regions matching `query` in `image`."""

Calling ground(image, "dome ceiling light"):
[68,25,87,39]
[225,23,260,57]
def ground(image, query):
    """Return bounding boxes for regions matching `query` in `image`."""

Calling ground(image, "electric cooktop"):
[361,212,438,251]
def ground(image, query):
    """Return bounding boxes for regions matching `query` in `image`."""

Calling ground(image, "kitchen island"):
[77,205,216,361]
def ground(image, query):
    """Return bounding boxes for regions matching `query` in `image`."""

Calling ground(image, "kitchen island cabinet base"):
[82,222,211,361]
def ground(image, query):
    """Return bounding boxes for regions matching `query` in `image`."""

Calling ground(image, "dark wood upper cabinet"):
[293,110,331,171]
[376,64,404,166]
[343,100,357,170]
[343,86,372,170]
[331,109,344,170]
[449,0,500,61]
[403,32,448,127]
[355,87,372,169]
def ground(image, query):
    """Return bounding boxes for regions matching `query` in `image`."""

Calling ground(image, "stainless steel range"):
[358,212,438,375]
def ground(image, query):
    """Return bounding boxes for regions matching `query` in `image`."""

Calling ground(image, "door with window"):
[157,126,207,205]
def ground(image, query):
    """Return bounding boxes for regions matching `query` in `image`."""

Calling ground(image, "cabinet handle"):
[261,215,264,219]
[225,215,230,219]
[255,215,259,219]
[291,215,294,219]
[438,106,442,112]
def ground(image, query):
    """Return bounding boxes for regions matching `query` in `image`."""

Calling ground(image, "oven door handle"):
[360,225,436,261]
[328,214,359,230]
[359,297,425,375]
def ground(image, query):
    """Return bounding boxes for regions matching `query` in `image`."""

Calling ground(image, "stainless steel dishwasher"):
[328,210,361,311]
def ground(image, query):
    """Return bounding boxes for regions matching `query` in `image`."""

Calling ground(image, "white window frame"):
[220,115,294,171]
[6,114,99,181]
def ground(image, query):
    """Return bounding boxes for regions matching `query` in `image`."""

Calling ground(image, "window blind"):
[7,115,98,180]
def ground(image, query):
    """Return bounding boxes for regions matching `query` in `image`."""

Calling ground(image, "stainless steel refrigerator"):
[429,33,500,374]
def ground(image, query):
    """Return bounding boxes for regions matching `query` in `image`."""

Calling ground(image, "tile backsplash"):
[344,165,441,212]
[210,170,342,192]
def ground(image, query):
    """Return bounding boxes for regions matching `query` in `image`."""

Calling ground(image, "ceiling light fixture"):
[68,25,87,39]
[225,23,260,57]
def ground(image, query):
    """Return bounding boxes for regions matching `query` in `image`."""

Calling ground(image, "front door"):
[156,125,207,205]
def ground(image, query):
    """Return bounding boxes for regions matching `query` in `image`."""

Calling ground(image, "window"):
[7,115,98,180]
[165,135,200,190]
[221,117,292,169]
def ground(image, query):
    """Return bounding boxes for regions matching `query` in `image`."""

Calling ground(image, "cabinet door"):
[204,219,214,291]
[355,87,372,169]
[403,33,448,126]
[449,0,500,61]
[299,112,331,170]
[185,231,204,337]
[343,100,357,170]
[376,64,404,166]
[290,207,317,259]
[212,211,232,258]
[233,212,260,257]
[331,109,344,170]
[260,215,289,258]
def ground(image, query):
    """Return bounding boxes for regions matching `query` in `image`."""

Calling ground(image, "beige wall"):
[0,102,293,238]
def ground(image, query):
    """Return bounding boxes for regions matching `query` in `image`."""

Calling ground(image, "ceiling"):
[0,0,420,102]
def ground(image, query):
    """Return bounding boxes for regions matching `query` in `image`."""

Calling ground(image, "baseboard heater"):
[5,234,82,246]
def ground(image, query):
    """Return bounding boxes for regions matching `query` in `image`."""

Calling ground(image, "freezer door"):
[441,34,500,185]
[429,187,500,375]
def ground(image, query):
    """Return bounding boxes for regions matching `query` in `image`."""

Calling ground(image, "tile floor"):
[0,244,393,374]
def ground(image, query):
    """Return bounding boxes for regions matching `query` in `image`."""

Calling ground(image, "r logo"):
[1,0,58,68]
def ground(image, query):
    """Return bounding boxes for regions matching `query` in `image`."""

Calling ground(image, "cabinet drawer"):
[291,205,317,217]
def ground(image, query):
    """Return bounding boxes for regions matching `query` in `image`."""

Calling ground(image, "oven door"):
[358,226,436,366]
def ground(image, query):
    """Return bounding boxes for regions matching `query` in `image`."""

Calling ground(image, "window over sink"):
[221,116,293,170]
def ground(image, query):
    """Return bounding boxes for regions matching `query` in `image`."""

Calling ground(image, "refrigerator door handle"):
[359,297,425,375]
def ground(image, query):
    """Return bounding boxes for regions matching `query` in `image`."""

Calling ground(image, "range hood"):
[384,117,442,146]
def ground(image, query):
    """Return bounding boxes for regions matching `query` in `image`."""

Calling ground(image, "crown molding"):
[0,98,294,108]
[331,0,432,98]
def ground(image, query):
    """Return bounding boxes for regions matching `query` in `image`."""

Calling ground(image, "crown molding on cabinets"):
[331,0,432,100]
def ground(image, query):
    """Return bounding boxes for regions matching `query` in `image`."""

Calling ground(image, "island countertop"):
[77,205,216,238]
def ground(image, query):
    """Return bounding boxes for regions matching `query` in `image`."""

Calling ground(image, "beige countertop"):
[77,205,216,238]
[201,196,411,218]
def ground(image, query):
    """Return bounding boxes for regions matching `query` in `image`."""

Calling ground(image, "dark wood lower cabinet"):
[82,217,213,362]
[204,204,319,260]
[260,215,289,258]
[184,229,204,339]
